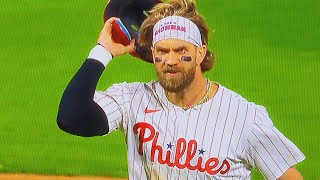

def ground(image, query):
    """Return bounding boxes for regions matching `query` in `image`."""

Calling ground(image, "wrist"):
[87,44,113,67]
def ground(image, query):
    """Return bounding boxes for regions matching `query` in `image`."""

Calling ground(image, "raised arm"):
[57,17,135,137]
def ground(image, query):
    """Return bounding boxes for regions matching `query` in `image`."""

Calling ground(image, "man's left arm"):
[278,167,303,180]
[243,106,305,179]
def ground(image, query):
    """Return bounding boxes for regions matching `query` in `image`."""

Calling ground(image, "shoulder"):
[102,80,160,96]
[105,81,143,92]
[218,83,272,124]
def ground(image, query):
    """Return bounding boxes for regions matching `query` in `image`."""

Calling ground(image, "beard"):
[156,62,196,93]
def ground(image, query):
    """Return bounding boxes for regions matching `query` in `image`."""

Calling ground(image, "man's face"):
[152,39,199,93]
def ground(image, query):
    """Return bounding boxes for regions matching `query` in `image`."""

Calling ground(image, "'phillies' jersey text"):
[133,122,231,175]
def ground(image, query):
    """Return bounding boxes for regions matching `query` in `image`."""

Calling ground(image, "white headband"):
[152,16,203,47]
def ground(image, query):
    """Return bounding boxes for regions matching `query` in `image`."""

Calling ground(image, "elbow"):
[56,115,78,136]
[57,116,107,137]
[56,106,109,137]
[56,113,91,137]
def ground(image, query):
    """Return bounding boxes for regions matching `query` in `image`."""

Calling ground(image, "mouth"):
[164,70,180,76]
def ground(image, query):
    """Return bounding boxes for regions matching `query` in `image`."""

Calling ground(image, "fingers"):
[97,17,136,58]
[126,39,136,54]
[116,39,136,56]
[98,17,118,44]
[97,17,118,54]
[122,39,136,54]
[104,17,118,35]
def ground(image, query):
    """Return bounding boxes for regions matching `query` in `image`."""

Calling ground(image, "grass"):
[0,0,319,179]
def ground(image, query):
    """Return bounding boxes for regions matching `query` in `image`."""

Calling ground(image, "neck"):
[166,74,207,108]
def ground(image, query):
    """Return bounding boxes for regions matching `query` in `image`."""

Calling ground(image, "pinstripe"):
[175,109,192,178]
[200,95,215,146]
[161,106,171,177]
[104,93,133,98]
[135,90,147,180]
[254,121,290,167]
[193,105,203,138]
[129,84,143,180]
[156,98,171,180]
[139,92,154,179]
[103,88,119,93]
[250,129,283,172]
[108,118,122,132]
[108,116,122,125]
[162,106,171,146]
[156,108,165,131]
[241,165,250,179]
[270,127,299,163]
[149,107,163,180]
[198,96,215,180]
[257,109,269,120]
[168,107,179,177]
[157,100,166,179]
[256,114,263,122]
[227,98,240,157]
[183,109,193,140]
[129,84,142,107]
[95,95,107,103]
[105,107,118,117]
[233,104,250,179]
[151,96,161,125]
[208,88,225,155]
[235,104,249,152]
[247,140,275,178]
[218,93,232,156]
[148,95,161,179]
[101,98,118,108]
[95,90,132,103]
[191,105,204,180]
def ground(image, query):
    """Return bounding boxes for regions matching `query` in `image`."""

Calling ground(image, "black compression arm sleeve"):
[57,59,109,137]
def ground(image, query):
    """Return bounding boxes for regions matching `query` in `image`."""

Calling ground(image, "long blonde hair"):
[139,0,215,72]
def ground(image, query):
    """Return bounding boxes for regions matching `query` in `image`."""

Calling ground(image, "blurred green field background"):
[1,0,319,179]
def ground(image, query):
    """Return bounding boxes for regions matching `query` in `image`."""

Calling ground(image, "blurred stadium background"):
[0,0,319,179]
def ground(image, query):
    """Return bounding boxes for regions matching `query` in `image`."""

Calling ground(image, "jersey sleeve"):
[243,106,305,180]
[93,82,140,135]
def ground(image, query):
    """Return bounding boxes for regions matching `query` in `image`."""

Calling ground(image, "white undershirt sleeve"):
[88,44,113,67]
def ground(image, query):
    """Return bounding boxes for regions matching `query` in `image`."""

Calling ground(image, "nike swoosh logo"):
[144,107,161,114]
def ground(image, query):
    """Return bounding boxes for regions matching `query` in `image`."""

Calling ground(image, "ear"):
[196,45,207,66]
[151,46,156,64]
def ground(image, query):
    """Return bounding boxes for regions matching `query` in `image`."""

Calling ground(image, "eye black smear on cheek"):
[181,56,192,62]
[155,57,162,62]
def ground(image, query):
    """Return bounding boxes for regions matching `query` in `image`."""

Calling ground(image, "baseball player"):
[57,0,305,179]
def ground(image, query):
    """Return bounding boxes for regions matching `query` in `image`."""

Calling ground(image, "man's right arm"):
[56,17,135,137]
[56,45,112,137]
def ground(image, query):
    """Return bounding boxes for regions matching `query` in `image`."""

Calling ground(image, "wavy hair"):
[138,0,215,72]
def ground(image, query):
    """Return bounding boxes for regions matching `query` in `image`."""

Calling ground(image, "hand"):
[97,17,135,58]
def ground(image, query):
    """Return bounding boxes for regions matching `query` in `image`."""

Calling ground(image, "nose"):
[163,52,179,66]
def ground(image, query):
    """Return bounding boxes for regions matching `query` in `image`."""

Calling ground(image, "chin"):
[157,65,196,93]
[159,77,193,93]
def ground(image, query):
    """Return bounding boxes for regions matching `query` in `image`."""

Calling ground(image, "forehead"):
[154,38,195,49]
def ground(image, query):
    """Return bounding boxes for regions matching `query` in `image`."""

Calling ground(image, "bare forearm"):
[278,167,303,180]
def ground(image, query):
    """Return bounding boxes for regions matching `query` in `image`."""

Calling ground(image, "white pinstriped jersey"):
[93,81,305,180]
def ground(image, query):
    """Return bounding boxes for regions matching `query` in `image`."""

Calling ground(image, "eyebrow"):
[155,45,189,52]
[172,46,189,51]
[155,46,169,52]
